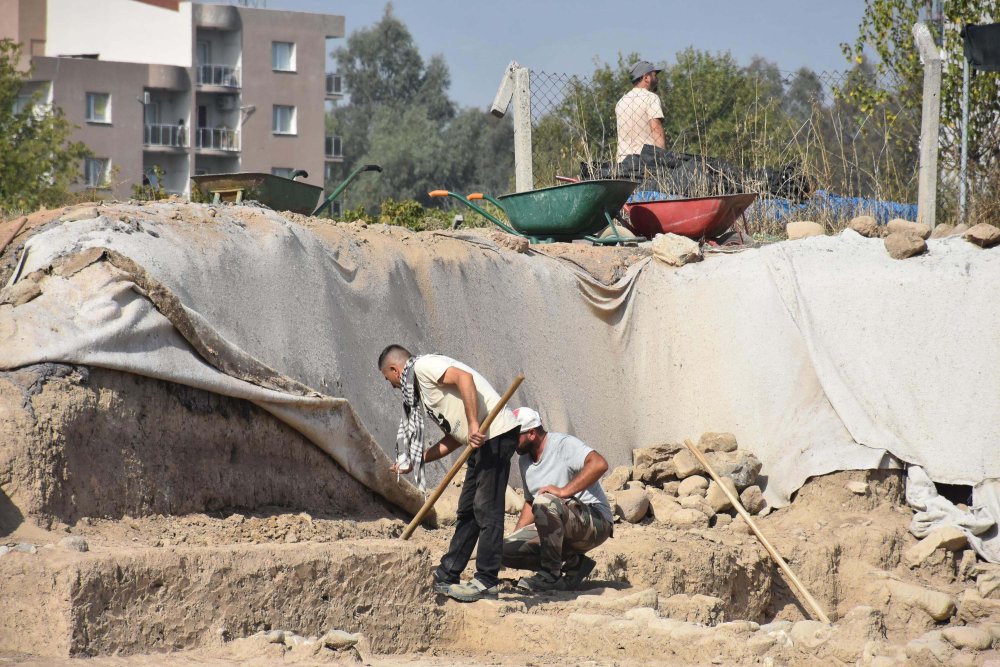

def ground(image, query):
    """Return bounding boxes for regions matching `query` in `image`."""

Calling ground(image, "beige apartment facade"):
[1,0,345,200]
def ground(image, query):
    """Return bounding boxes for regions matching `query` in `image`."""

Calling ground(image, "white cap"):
[512,407,542,433]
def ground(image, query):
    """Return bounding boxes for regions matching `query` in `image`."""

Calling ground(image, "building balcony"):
[325,73,343,98]
[325,135,343,162]
[144,123,189,150]
[195,127,240,153]
[196,64,241,89]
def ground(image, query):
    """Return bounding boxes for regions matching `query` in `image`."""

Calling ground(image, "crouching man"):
[502,407,614,592]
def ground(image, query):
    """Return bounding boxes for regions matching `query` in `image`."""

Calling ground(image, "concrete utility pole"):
[491,61,534,192]
[913,23,942,229]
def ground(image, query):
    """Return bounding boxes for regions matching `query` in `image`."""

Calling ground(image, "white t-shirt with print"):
[412,354,519,446]
[615,87,664,162]
[518,432,613,523]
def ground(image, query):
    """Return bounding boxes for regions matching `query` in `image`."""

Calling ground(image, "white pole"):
[913,23,942,230]
[959,55,970,225]
[512,66,534,192]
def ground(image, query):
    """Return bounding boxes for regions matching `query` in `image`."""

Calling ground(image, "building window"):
[272,105,296,135]
[85,92,111,123]
[272,167,294,178]
[84,158,111,188]
[272,42,296,72]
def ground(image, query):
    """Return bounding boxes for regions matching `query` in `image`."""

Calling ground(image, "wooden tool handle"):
[683,440,831,625]
[400,374,525,540]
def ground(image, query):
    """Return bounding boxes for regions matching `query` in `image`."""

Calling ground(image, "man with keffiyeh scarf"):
[378,344,520,602]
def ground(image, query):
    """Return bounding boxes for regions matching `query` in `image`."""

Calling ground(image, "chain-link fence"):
[528,67,921,233]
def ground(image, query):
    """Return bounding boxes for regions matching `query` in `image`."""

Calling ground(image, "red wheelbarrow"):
[623,193,758,241]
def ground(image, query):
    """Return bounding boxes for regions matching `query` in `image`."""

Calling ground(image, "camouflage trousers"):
[502,493,613,579]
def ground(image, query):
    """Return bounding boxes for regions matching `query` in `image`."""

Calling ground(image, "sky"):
[214,0,870,109]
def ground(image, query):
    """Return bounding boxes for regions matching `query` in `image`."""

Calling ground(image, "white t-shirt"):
[412,354,520,446]
[518,432,613,523]
[615,87,664,162]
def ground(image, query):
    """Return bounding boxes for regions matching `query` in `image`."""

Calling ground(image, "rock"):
[905,526,968,568]
[659,593,725,625]
[59,206,99,223]
[623,480,646,490]
[790,619,832,650]
[712,514,733,528]
[905,630,954,663]
[847,480,869,495]
[632,443,683,485]
[505,485,522,514]
[964,223,1000,248]
[930,223,955,239]
[739,485,766,515]
[575,587,658,611]
[662,481,680,496]
[885,579,956,621]
[669,508,710,529]
[884,232,927,259]
[678,475,709,497]
[678,495,715,518]
[614,488,649,523]
[730,515,752,535]
[652,233,702,267]
[0,278,43,307]
[264,630,286,644]
[959,589,1000,623]
[959,550,978,580]
[848,215,880,238]
[58,536,89,552]
[706,478,737,513]
[978,568,1000,599]
[786,220,825,240]
[710,450,762,491]
[697,432,738,453]
[942,626,992,651]
[488,230,530,253]
[887,218,931,239]
[672,449,705,479]
[647,490,682,523]
[827,606,887,663]
[321,629,360,650]
[953,224,969,236]
[14,543,37,554]
[603,465,631,492]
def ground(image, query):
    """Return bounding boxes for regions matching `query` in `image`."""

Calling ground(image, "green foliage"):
[0,39,91,211]
[841,0,1000,176]
[327,5,514,218]
[131,165,169,201]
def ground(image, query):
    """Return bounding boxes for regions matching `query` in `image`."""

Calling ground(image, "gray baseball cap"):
[629,60,663,82]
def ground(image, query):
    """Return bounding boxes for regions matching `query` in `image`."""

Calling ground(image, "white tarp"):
[2,204,999,534]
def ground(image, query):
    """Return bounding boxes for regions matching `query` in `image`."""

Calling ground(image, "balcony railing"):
[197,64,241,88]
[195,127,240,152]
[325,73,343,96]
[325,135,343,158]
[144,123,189,148]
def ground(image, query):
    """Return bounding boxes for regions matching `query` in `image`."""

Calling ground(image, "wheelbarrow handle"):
[311,163,384,217]
[427,190,524,238]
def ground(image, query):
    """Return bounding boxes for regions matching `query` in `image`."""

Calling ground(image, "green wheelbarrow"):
[428,179,644,244]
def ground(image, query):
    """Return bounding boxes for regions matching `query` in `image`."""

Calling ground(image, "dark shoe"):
[446,578,500,602]
[433,573,458,596]
[559,555,597,590]
[515,571,560,593]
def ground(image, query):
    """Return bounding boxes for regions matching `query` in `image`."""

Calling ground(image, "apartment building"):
[1,0,345,199]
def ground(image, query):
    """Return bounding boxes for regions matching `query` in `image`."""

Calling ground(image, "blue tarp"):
[748,190,918,225]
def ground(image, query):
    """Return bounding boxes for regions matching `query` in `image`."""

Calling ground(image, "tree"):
[0,39,91,211]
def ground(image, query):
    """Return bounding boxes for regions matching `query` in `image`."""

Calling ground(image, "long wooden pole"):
[683,440,831,624]
[400,374,524,540]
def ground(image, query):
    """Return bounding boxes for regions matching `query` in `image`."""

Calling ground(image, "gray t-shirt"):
[518,432,613,523]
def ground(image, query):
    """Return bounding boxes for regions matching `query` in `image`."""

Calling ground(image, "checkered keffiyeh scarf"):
[396,355,431,491]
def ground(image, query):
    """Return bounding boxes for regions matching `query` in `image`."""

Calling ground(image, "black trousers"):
[435,426,519,588]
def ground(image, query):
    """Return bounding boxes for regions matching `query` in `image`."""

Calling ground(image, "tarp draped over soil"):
[1,204,999,522]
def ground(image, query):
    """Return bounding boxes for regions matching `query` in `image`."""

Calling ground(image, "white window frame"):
[271,41,296,72]
[84,157,111,188]
[85,92,111,124]
[272,105,296,135]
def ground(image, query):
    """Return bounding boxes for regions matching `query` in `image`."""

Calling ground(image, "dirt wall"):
[0,364,394,529]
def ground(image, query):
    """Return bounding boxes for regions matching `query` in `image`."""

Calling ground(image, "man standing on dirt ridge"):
[378,345,520,602]
[615,60,667,166]
[502,407,613,593]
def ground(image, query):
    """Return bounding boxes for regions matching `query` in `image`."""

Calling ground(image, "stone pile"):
[604,432,765,529]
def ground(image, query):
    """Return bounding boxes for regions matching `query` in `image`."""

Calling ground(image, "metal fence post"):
[913,23,942,229]
[959,54,970,226]
[512,66,534,192]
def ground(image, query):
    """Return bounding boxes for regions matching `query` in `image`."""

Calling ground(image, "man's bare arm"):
[424,434,463,463]
[439,366,485,447]
[537,451,609,499]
